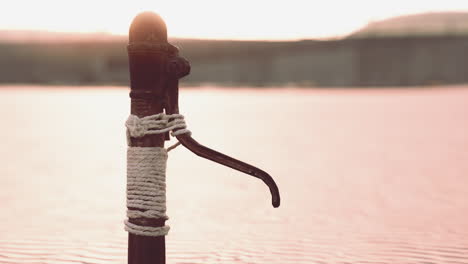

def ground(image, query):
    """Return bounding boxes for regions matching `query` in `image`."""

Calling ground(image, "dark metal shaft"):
[127,12,171,264]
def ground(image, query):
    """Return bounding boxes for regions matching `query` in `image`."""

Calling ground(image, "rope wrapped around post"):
[125,114,190,236]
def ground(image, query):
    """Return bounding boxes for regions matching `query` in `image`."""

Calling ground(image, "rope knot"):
[125,115,147,138]
[125,113,191,150]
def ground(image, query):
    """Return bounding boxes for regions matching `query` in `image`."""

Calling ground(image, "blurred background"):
[1,2,468,87]
[1,1,468,264]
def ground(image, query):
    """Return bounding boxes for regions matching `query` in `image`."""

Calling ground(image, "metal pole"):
[125,11,280,264]
[127,12,174,264]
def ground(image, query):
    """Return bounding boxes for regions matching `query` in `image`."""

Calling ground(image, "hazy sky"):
[1,0,468,40]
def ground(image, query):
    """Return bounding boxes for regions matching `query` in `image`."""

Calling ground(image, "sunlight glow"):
[1,0,468,40]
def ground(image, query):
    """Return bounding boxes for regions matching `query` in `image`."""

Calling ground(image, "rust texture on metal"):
[127,11,280,264]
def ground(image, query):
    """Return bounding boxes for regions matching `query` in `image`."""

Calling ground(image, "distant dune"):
[1,12,468,87]
[350,12,468,38]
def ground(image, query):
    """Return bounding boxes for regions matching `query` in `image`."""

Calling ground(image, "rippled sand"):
[0,86,467,264]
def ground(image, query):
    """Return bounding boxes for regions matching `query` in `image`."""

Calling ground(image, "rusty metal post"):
[127,12,177,264]
[125,11,280,264]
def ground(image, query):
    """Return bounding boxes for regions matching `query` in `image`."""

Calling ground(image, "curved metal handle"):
[176,133,280,208]
[166,55,281,208]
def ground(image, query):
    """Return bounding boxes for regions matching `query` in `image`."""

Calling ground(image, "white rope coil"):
[125,147,169,236]
[125,113,191,237]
